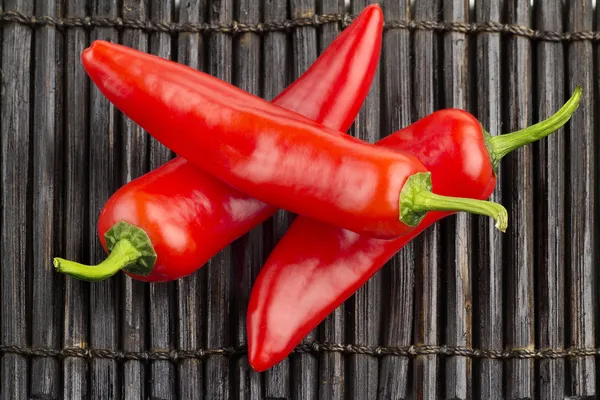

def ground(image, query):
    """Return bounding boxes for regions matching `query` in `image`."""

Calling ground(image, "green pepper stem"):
[53,239,142,282]
[410,191,508,232]
[486,86,582,170]
[399,172,508,232]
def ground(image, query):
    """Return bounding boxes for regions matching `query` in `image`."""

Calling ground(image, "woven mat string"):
[1,10,600,41]
[1,343,597,362]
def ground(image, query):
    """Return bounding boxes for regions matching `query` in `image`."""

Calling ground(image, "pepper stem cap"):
[53,221,157,282]
[399,172,508,232]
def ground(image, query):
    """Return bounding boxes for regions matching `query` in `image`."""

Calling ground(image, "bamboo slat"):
[119,1,149,398]
[1,0,33,396]
[535,0,567,398]
[377,1,414,396]
[147,1,177,398]
[441,0,472,397]
[346,1,383,399]
[289,1,319,398]
[232,0,262,396]
[204,0,234,397]
[567,0,596,396]
[504,1,535,397]
[412,0,441,397]
[317,2,346,400]
[473,0,504,398]
[88,0,120,396]
[31,0,62,398]
[261,1,292,398]
[175,1,206,399]
[62,0,90,398]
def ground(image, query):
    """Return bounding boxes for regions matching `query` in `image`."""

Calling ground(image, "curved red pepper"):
[52,5,385,282]
[79,33,508,240]
[246,88,582,371]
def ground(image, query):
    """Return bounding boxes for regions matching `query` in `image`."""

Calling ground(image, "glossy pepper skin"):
[53,5,384,282]
[80,32,507,240]
[246,88,582,371]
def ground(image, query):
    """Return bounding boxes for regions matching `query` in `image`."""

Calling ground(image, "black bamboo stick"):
[287,1,319,399]
[119,1,149,398]
[88,0,121,396]
[231,0,262,396]
[377,1,415,399]
[441,0,472,398]
[345,1,383,399]
[261,0,292,397]
[317,2,347,399]
[473,0,504,398]
[30,0,63,398]
[412,0,441,397]
[146,2,177,398]
[504,0,535,397]
[535,0,566,398]
[176,1,207,398]
[1,0,33,398]
[62,0,91,397]
[204,0,234,397]
[566,0,596,396]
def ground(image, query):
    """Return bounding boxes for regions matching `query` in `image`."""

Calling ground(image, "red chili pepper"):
[78,35,509,240]
[246,87,582,371]
[53,5,384,282]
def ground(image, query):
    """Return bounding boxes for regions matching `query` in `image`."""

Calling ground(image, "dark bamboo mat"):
[0,0,598,398]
